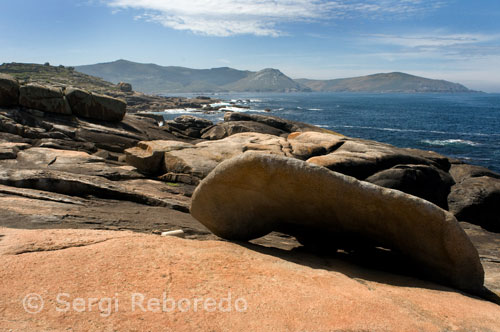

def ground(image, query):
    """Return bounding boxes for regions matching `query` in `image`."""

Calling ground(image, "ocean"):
[160,92,500,173]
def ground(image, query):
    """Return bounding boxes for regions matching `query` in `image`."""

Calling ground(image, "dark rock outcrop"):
[19,84,72,115]
[448,177,500,233]
[365,164,454,209]
[117,82,132,92]
[224,112,333,134]
[65,87,126,122]
[164,115,213,138]
[447,162,500,232]
[0,73,20,107]
[449,163,500,184]
[190,152,484,293]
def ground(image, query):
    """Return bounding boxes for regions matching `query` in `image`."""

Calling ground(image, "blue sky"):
[1,0,500,91]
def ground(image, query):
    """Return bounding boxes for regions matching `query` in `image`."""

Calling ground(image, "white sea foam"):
[308,108,323,111]
[163,108,197,114]
[336,125,495,137]
[210,102,232,107]
[421,139,480,147]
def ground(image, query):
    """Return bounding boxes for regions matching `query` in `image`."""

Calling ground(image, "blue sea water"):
[161,92,500,173]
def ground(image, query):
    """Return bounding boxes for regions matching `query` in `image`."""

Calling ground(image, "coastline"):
[1,72,500,330]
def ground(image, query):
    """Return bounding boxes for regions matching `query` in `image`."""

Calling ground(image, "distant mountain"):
[296,72,473,93]
[76,60,308,94]
[223,68,309,92]
[76,60,474,94]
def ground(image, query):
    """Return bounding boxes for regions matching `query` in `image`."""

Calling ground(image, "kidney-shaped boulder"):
[191,152,484,293]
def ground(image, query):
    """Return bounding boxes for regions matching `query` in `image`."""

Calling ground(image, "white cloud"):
[363,32,500,61]
[105,0,445,37]
[367,33,500,49]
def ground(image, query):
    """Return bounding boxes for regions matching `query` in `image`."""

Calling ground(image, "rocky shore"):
[1,72,499,330]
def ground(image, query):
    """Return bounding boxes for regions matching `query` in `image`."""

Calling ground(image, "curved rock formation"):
[191,152,484,292]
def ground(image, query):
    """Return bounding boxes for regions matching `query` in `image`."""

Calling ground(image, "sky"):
[1,0,500,92]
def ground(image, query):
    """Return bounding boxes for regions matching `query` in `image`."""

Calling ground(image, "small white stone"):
[161,230,185,238]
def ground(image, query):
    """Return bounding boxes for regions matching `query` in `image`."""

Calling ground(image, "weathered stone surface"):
[65,87,126,122]
[0,168,187,211]
[366,164,454,209]
[191,152,484,292]
[460,221,500,297]
[0,142,30,160]
[161,116,214,139]
[308,139,450,180]
[0,107,178,155]
[448,176,500,233]
[125,140,193,174]
[224,111,335,134]
[34,138,97,154]
[174,115,212,129]
[201,121,286,140]
[15,147,143,180]
[0,183,203,234]
[288,131,345,160]
[163,133,291,180]
[0,73,20,107]
[449,162,500,184]
[19,84,72,114]
[1,227,499,331]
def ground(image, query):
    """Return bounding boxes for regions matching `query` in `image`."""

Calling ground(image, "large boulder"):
[19,84,71,115]
[124,140,193,174]
[448,176,500,233]
[201,121,286,140]
[449,163,500,184]
[287,131,345,160]
[308,139,450,180]
[65,88,126,122]
[0,73,20,107]
[163,133,291,181]
[365,164,454,209]
[190,152,484,292]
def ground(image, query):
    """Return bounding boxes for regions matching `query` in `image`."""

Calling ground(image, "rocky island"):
[0,65,499,331]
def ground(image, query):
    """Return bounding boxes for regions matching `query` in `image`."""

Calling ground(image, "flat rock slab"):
[1,227,499,331]
[191,152,484,292]
[16,147,143,180]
